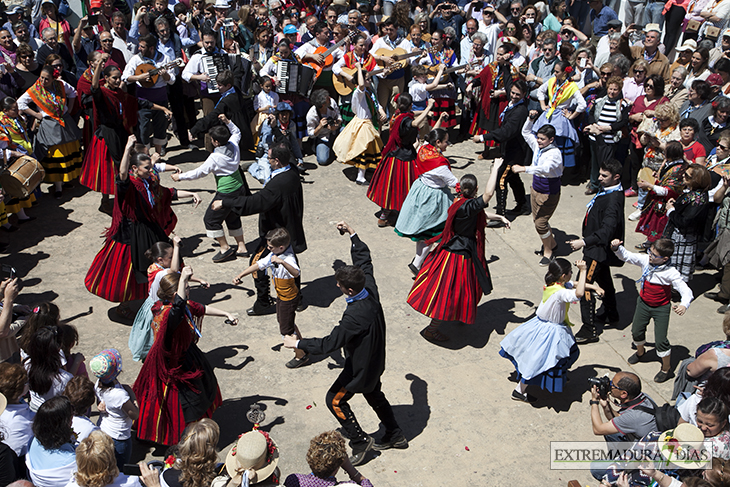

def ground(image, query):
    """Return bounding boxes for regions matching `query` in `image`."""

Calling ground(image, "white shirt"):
[522,119,564,178]
[14,36,41,51]
[477,22,501,58]
[459,36,473,66]
[257,246,299,279]
[594,35,611,68]
[420,164,459,189]
[122,52,176,88]
[536,282,579,323]
[24,365,74,413]
[351,86,376,120]
[72,415,99,442]
[111,28,136,62]
[306,98,341,139]
[254,90,279,113]
[95,380,133,440]
[536,78,587,113]
[370,36,412,79]
[614,245,694,308]
[0,401,34,456]
[18,80,77,114]
[294,39,342,72]
[408,80,429,103]
[178,121,241,181]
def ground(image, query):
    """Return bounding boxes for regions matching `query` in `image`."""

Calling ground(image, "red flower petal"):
[465,446,470,451]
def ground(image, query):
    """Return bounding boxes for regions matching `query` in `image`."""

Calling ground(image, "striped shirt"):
[590,98,625,144]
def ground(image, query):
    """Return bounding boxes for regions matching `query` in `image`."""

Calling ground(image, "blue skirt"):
[128,296,156,362]
[394,179,454,241]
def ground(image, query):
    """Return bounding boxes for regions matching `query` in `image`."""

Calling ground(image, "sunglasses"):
[600,71,611,76]
[645,83,654,89]
[634,69,646,74]
[609,380,625,391]
[719,143,730,151]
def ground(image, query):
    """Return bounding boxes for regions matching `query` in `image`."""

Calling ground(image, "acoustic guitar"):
[373,46,437,70]
[426,60,482,76]
[332,64,397,96]
[304,30,360,78]
[134,58,184,88]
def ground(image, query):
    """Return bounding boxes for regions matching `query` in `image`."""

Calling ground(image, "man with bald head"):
[97,30,126,71]
[589,371,657,442]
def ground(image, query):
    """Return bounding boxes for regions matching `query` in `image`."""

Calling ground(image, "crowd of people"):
[0,0,729,484]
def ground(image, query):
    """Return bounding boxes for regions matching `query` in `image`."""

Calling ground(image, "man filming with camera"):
[589,371,658,479]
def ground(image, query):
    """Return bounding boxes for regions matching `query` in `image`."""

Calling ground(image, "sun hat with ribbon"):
[89,348,123,384]
[225,430,279,485]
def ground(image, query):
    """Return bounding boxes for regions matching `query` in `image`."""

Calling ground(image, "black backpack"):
[635,397,682,432]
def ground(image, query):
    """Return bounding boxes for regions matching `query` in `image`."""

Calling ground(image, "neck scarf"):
[343,50,377,71]
[381,112,414,158]
[586,183,623,213]
[499,99,524,123]
[543,283,573,326]
[214,86,236,109]
[27,77,67,126]
[637,263,670,288]
[546,76,578,119]
[415,143,450,176]
[345,287,369,303]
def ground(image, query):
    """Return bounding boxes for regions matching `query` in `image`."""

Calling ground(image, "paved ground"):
[4,132,724,486]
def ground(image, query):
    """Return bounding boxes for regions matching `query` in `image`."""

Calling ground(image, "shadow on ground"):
[212,394,289,448]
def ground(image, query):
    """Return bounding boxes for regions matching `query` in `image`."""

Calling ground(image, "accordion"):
[203,53,230,94]
[275,60,316,98]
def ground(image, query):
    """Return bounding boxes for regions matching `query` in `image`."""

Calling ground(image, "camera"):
[588,376,611,398]
[473,1,484,10]
[324,116,335,126]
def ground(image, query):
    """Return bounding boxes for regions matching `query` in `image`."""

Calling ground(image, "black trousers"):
[579,257,618,330]
[167,76,191,146]
[203,191,243,237]
[622,145,644,192]
[496,158,527,214]
[663,5,686,57]
[326,375,401,452]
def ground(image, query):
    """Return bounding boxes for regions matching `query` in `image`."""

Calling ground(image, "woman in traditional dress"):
[422,30,457,130]
[84,136,200,318]
[468,42,520,158]
[133,266,237,446]
[663,163,712,282]
[407,161,508,342]
[395,128,458,272]
[532,59,586,170]
[80,56,172,213]
[367,93,434,227]
[332,61,386,185]
[332,34,377,127]
[0,97,36,223]
[635,141,688,251]
[499,258,589,402]
[260,39,308,149]
[18,65,81,199]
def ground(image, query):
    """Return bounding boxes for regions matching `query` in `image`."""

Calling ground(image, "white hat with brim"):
[0,392,6,416]
[723,28,730,38]
[675,39,697,52]
[6,5,24,14]
[225,431,279,486]
[644,23,661,34]
[657,423,707,470]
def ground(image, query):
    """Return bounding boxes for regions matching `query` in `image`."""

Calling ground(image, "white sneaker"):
[628,209,642,221]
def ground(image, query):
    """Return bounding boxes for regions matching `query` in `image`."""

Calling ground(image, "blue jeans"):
[643,1,664,27]
[638,187,648,207]
[314,132,338,166]
[113,437,132,470]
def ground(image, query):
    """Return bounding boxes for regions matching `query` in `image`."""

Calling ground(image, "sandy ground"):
[3,131,723,487]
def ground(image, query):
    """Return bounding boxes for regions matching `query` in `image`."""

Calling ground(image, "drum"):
[1,156,45,198]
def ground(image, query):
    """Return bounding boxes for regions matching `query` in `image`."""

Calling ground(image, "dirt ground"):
[4,132,723,487]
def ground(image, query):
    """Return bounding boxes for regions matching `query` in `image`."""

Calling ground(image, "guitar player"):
[295,22,342,101]
[370,18,412,118]
[121,33,176,156]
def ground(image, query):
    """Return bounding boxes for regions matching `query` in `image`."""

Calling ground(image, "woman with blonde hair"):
[67,430,160,487]
[161,419,220,487]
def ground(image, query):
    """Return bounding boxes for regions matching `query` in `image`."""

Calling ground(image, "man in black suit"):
[211,143,306,315]
[568,159,625,344]
[190,69,256,160]
[283,221,407,466]
[473,79,530,222]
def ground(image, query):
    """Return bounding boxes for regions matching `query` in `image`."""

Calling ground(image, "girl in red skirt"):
[367,93,435,227]
[134,266,238,446]
[80,56,173,214]
[84,136,201,318]
[407,160,509,342]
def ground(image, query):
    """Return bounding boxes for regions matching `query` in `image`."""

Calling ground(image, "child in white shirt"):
[89,349,139,470]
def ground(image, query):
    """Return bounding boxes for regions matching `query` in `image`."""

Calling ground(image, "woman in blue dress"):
[499,258,602,402]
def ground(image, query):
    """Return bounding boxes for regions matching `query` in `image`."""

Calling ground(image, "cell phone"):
[123,464,142,477]
[1,265,15,280]
[580,58,587,68]
[89,13,98,26]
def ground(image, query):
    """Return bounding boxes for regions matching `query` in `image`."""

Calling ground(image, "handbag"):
[705,25,721,39]
[685,19,701,32]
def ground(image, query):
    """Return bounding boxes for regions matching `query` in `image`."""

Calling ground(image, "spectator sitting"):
[678,368,730,428]
[64,376,99,442]
[0,362,34,458]
[160,419,219,487]
[26,395,76,487]
[24,326,74,413]
[17,302,59,359]
[283,430,372,487]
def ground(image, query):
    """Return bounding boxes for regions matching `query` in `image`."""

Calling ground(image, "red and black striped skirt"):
[407,249,481,324]
[85,239,147,302]
[429,99,456,129]
[469,112,496,146]
[367,155,417,211]
[80,136,115,195]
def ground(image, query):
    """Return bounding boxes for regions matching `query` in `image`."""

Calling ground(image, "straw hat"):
[674,39,697,53]
[225,431,279,485]
[657,423,707,469]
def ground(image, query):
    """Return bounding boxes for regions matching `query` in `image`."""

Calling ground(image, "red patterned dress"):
[469,61,519,146]
[426,48,457,129]
[134,295,221,445]
[636,159,687,243]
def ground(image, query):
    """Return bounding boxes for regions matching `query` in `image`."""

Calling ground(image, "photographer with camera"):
[306,89,342,166]
[589,371,657,440]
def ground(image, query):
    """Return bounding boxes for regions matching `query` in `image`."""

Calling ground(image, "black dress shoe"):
[16,216,36,224]
[373,433,409,451]
[487,219,505,228]
[704,291,729,303]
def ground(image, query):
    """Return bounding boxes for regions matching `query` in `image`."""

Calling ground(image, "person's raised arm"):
[170,235,182,272]
[573,259,588,300]
[0,278,19,339]
[119,134,136,181]
[356,61,365,90]
[91,53,104,90]
[72,16,89,54]
[425,64,445,91]
[413,99,436,127]
[482,157,502,202]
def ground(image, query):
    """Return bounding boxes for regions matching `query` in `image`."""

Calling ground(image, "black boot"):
[488,188,508,228]
[247,273,276,316]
